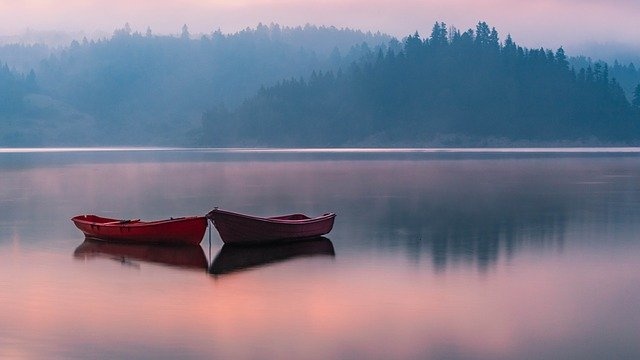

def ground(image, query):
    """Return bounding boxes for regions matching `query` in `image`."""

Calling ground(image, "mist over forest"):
[1,22,639,147]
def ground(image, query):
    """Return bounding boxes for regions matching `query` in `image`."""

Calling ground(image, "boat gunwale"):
[71,214,206,227]
[207,209,336,225]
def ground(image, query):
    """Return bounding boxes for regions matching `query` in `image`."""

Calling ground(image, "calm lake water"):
[1,148,640,359]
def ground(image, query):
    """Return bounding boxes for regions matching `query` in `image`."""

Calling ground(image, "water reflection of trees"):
[384,198,567,272]
[338,159,640,272]
[358,196,565,272]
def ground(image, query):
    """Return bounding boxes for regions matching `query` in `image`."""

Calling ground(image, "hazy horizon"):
[0,0,639,52]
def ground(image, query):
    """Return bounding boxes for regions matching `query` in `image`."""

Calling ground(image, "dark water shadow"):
[209,237,335,276]
[73,238,208,270]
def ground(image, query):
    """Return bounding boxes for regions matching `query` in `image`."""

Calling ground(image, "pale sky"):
[0,0,638,49]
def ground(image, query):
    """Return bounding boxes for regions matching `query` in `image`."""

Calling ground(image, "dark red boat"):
[71,214,208,245]
[206,208,336,245]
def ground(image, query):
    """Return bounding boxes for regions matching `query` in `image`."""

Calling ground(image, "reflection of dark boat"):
[209,237,335,275]
[73,239,208,270]
[71,214,208,245]
[206,208,336,245]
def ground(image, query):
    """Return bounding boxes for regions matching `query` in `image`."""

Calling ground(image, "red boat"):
[71,214,208,245]
[206,208,336,245]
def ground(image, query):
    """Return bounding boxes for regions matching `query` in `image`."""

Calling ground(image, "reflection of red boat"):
[74,240,208,270]
[71,214,208,245]
[206,208,336,245]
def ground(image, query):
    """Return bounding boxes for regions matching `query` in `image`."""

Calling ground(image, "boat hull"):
[207,209,336,245]
[71,215,208,245]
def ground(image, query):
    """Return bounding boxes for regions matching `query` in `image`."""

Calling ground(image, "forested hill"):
[199,22,640,147]
[0,64,36,112]
[0,24,389,146]
[2,22,640,146]
[0,64,47,145]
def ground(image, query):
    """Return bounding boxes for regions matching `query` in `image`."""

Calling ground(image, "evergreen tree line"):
[1,22,640,146]
[0,63,37,115]
[199,22,640,146]
[29,24,388,144]
[570,55,640,102]
[0,24,388,145]
[0,43,50,74]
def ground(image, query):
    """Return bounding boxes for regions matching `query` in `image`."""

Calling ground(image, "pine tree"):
[25,70,37,92]
[181,24,190,40]
[633,84,640,107]
[430,22,448,47]
[475,22,490,46]
[555,47,568,69]
[404,32,422,58]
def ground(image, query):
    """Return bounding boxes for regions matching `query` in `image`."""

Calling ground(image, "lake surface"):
[1,148,640,359]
